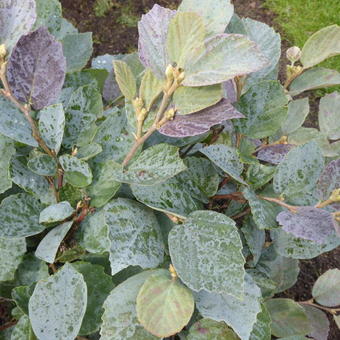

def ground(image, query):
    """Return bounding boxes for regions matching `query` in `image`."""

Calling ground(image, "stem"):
[316,199,335,209]
[231,207,251,220]
[299,299,340,315]
[0,320,17,331]
[260,196,298,212]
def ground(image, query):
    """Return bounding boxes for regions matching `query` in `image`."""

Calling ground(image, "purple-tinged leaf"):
[317,159,340,200]
[7,27,66,110]
[159,99,244,137]
[222,79,238,103]
[257,144,295,165]
[302,305,330,340]
[0,0,36,51]
[138,4,176,79]
[276,207,337,244]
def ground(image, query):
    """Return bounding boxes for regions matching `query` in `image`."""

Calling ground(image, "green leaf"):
[39,201,74,224]
[62,32,93,72]
[0,194,45,238]
[312,269,340,307]
[0,135,15,194]
[187,318,239,340]
[235,81,288,138]
[265,298,311,338]
[76,143,102,160]
[38,103,65,153]
[35,222,73,263]
[0,237,26,282]
[301,25,340,68]
[200,144,246,184]
[281,98,310,136]
[289,68,340,96]
[59,154,93,188]
[72,261,115,335]
[113,144,187,185]
[196,274,262,340]
[0,96,38,147]
[169,211,245,297]
[167,12,205,68]
[12,286,32,315]
[104,198,164,275]
[139,69,163,111]
[101,270,159,340]
[246,163,275,190]
[184,34,268,87]
[113,60,137,100]
[273,141,324,199]
[302,305,329,340]
[249,304,271,340]
[179,0,234,36]
[29,263,87,340]
[136,271,195,338]
[10,315,36,340]
[87,160,121,208]
[319,91,340,140]
[173,85,222,115]
[243,187,280,230]
[27,153,57,177]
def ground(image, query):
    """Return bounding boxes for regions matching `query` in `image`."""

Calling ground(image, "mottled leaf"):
[10,315,35,340]
[249,304,271,340]
[169,211,245,297]
[196,274,262,340]
[76,143,102,161]
[319,91,340,140]
[0,193,44,238]
[302,305,329,340]
[246,163,275,189]
[317,159,340,201]
[29,263,87,340]
[39,201,74,224]
[257,144,294,165]
[27,153,57,176]
[113,60,137,100]
[0,135,15,194]
[136,271,194,338]
[159,98,244,137]
[312,269,340,307]
[138,4,176,78]
[7,27,66,110]
[300,25,340,68]
[0,237,26,282]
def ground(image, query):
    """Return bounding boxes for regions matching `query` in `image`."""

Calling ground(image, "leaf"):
[167,12,205,68]
[35,222,73,263]
[289,67,340,96]
[312,269,340,307]
[0,135,15,194]
[302,305,329,340]
[195,274,262,340]
[169,211,245,297]
[62,32,93,73]
[235,81,288,138]
[257,144,294,165]
[271,228,340,260]
[113,60,137,100]
[10,315,36,340]
[200,144,246,184]
[113,144,186,185]
[317,159,340,201]
[38,104,65,153]
[246,163,275,190]
[139,69,163,111]
[273,141,324,199]
[101,270,159,340]
[71,261,115,335]
[29,263,87,340]
[319,91,340,140]
[59,154,93,188]
[183,34,268,87]
[0,237,26,282]
[0,193,44,238]
[300,25,340,68]
[334,315,340,330]
[76,143,102,161]
[277,207,337,244]
[131,176,203,218]
[173,85,222,115]
[12,285,32,316]
[187,318,239,340]
[7,27,66,110]
[159,98,244,137]
[87,160,121,208]
[27,153,57,176]
[265,298,311,338]
[39,201,74,224]
[0,0,36,51]
[136,271,194,338]
[281,98,310,135]
[0,96,38,147]
[179,0,233,36]
[104,198,164,275]
[33,0,62,30]
[138,4,176,78]
[249,304,271,340]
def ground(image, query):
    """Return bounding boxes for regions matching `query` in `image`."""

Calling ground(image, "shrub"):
[0,0,339,339]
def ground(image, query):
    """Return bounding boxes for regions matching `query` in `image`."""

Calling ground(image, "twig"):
[231,208,251,220]
[260,196,298,212]
[299,299,340,315]
[0,320,17,331]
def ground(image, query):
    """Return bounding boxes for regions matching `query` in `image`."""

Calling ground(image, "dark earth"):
[60,0,339,338]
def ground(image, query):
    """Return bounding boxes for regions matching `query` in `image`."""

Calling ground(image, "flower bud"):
[165,107,176,120]
[0,44,6,59]
[165,64,174,80]
[177,71,185,84]
[286,46,302,64]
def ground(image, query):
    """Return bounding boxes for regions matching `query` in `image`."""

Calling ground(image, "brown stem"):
[299,300,340,315]
[0,320,18,331]
[231,207,251,220]
[49,263,57,273]
[260,196,298,212]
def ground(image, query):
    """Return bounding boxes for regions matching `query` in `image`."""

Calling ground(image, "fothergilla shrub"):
[0,0,339,339]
